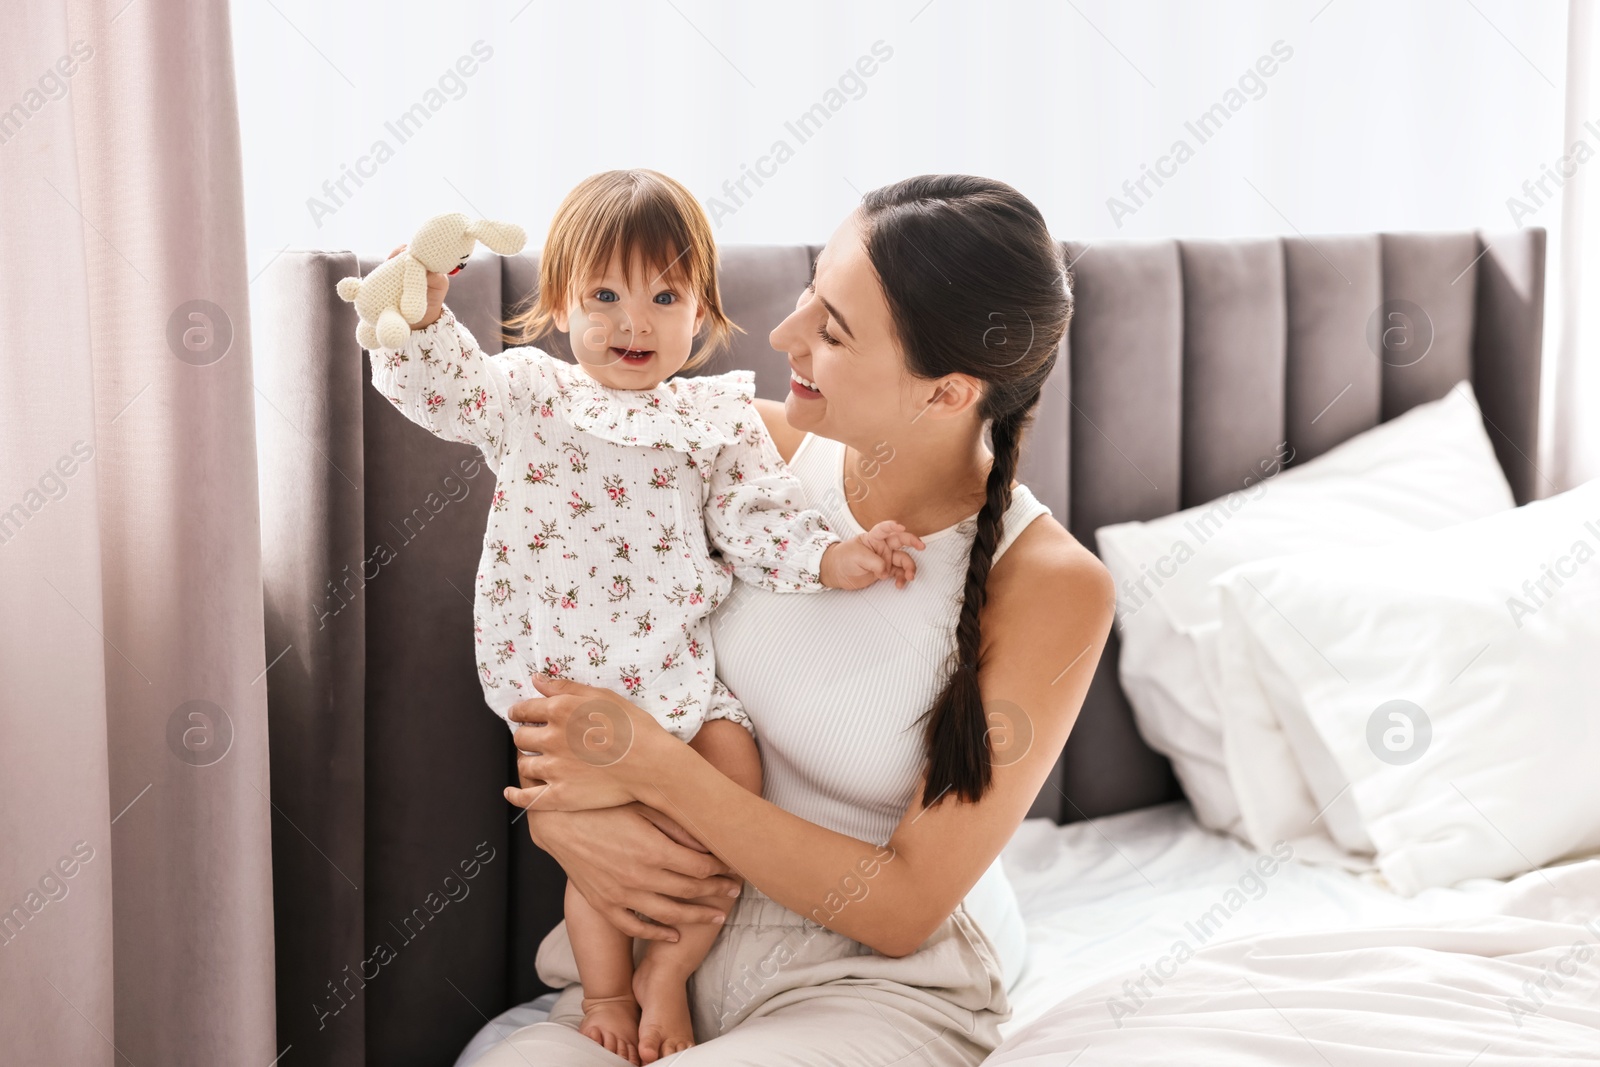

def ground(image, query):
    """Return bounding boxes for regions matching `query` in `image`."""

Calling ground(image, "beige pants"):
[471,883,1012,1065]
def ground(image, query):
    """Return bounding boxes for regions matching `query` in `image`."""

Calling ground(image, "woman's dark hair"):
[858,175,1073,809]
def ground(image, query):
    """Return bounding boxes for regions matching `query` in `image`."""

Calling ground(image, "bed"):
[456,801,1600,1063]
[997,805,1600,1063]
[255,226,1600,1066]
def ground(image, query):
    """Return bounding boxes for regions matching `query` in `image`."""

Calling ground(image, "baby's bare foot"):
[579,994,640,1065]
[633,957,695,1064]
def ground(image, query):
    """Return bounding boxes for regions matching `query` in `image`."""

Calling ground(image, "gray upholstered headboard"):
[254,229,1544,1067]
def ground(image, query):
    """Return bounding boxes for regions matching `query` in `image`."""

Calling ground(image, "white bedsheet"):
[994,801,1600,1063]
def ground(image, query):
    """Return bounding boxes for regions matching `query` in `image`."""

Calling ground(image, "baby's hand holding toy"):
[336,211,526,350]
[820,521,925,591]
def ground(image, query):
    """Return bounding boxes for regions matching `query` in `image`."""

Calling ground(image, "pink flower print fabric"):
[369,305,840,740]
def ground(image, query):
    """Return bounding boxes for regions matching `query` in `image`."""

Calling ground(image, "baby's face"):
[555,252,706,391]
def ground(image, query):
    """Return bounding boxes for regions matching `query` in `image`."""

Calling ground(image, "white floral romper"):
[370,306,839,740]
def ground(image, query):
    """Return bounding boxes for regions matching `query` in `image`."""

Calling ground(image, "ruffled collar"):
[543,357,748,454]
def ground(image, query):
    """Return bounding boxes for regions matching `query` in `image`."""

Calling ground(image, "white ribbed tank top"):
[711,432,1051,991]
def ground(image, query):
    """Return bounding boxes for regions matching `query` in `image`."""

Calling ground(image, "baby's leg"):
[632,718,760,1063]
[565,878,642,1065]
[687,715,763,793]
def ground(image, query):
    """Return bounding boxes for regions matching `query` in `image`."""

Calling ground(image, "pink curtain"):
[1,2,276,1064]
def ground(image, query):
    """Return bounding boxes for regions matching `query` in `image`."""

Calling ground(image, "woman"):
[478,175,1115,1065]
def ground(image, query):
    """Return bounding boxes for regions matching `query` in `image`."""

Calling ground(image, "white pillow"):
[1209,599,1375,864]
[1096,382,1515,837]
[1211,477,1600,894]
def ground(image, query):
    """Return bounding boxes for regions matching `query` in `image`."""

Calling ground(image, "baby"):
[366,170,921,1064]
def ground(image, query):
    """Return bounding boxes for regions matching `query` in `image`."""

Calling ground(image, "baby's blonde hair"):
[504,169,738,369]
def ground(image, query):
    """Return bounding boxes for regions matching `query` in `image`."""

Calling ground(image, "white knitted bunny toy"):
[336,212,526,350]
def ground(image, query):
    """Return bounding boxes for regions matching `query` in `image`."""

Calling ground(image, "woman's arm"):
[508,519,1115,956]
[523,804,742,941]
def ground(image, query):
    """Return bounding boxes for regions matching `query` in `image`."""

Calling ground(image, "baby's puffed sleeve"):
[368,305,548,472]
[699,379,840,593]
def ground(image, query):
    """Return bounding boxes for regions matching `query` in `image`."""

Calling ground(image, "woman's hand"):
[526,805,740,941]
[385,243,449,329]
[502,675,670,813]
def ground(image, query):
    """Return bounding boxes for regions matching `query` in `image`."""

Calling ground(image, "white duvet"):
[994,803,1600,1064]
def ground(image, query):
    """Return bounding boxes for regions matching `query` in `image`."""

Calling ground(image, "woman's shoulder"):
[988,512,1115,634]
[751,397,807,463]
[973,512,1116,735]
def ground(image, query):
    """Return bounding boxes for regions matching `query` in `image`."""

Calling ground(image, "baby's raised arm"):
[365,245,545,469]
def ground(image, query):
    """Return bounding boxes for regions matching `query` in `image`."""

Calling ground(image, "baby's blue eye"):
[654,292,676,305]
[596,289,618,303]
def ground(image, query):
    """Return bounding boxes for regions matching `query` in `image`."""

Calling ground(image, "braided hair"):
[857,176,1073,808]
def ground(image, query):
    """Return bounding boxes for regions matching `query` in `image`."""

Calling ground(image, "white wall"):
[232,0,1568,264]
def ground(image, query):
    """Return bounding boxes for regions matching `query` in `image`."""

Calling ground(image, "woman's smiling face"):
[770,212,924,447]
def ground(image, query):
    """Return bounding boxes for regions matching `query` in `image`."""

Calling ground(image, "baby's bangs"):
[573,184,712,297]
[513,170,734,353]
